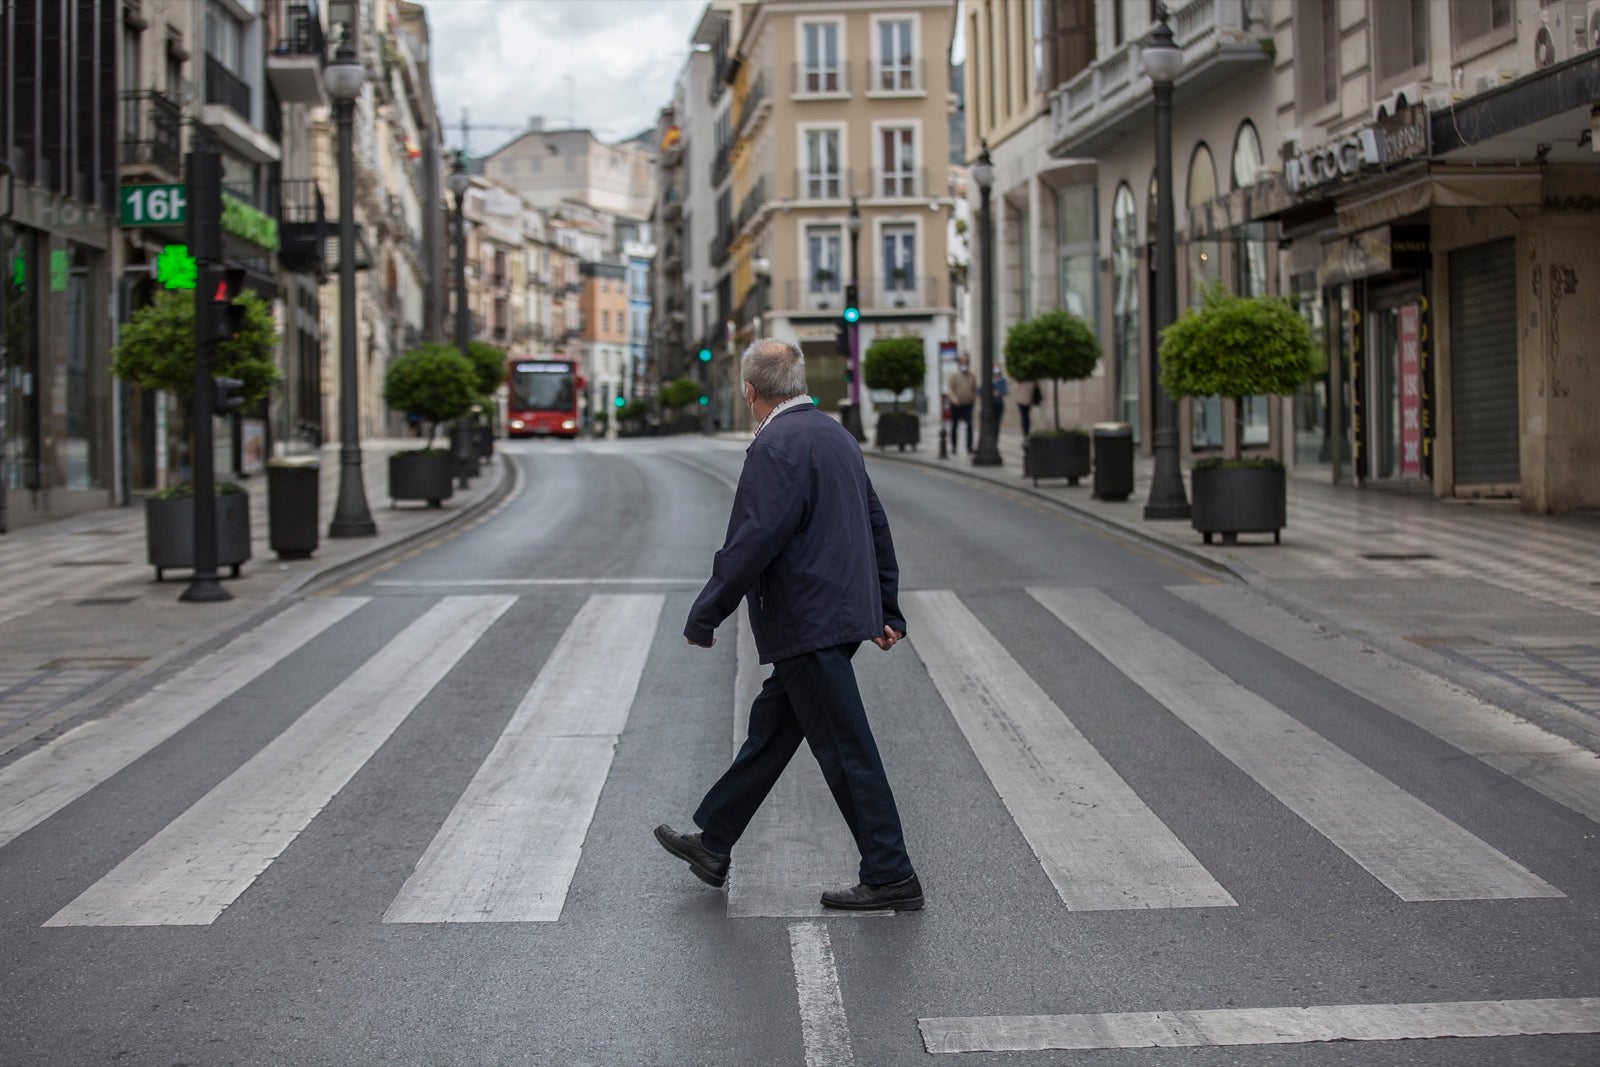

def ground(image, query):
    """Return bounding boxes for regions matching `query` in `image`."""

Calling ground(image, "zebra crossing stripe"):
[384,594,663,924]
[1172,584,1600,825]
[728,608,868,919]
[903,590,1236,911]
[919,997,1600,1053]
[45,596,514,927]
[1032,587,1560,902]
[0,597,368,851]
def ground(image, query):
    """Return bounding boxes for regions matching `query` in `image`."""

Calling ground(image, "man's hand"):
[687,635,716,648]
[872,626,904,651]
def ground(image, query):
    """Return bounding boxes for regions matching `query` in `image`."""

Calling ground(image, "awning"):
[1334,168,1541,234]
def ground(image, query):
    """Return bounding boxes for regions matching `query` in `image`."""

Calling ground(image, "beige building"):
[720,0,960,430]
[483,123,656,220]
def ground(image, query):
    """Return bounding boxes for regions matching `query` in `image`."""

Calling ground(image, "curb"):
[0,453,516,763]
[864,447,1246,583]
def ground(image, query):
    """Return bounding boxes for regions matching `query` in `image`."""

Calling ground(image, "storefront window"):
[1056,184,1096,323]
[64,244,104,490]
[1291,271,1330,467]
[1111,183,1139,438]
[3,225,40,493]
[1186,144,1222,450]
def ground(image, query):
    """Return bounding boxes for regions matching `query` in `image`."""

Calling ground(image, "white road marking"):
[902,590,1235,911]
[0,598,367,851]
[383,594,663,923]
[1173,584,1600,824]
[727,608,869,918]
[372,578,692,586]
[45,596,514,926]
[919,997,1600,1053]
[789,921,855,1067]
[1033,587,1561,902]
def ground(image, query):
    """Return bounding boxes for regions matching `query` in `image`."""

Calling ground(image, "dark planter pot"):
[388,451,456,508]
[474,425,494,460]
[145,494,252,581]
[1024,434,1091,486]
[1191,465,1286,545]
[874,411,920,451]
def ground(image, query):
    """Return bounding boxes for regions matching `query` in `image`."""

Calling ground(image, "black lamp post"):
[753,254,771,338]
[698,286,713,434]
[326,39,377,537]
[446,153,475,487]
[1142,4,1191,519]
[843,197,865,441]
[970,141,1001,467]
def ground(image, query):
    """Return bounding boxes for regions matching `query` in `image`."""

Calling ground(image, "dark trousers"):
[694,642,914,885]
[949,403,974,452]
[1017,403,1032,437]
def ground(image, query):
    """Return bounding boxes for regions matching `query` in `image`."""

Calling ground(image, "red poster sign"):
[1398,305,1421,475]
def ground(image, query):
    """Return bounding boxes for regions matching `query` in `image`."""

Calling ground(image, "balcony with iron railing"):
[870,274,941,310]
[867,59,924,95]
[734,176,768,232]
[869,168,926,199]
[119,89,182,179]
[786,277,843,312]
[205,54,251,123]
[275,177,328,276]
[1048,0,1268,158]
[792,62,850,98]
[711,228,732,266]
[791,169,856,202]
[267,1,328,106]
[712,139,734,187]
[738,69,770,137]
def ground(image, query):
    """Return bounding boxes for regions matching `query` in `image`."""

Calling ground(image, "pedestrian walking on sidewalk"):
[991,368,1009,440]
[1013,377,1039,438]
[655,337,923,912]
[945,356,977,454]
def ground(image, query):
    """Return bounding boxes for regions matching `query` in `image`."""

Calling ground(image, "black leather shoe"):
[653,824,730,888]
[821,874,923,911]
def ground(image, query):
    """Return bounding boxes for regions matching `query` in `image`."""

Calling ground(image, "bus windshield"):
[510,363,575,411]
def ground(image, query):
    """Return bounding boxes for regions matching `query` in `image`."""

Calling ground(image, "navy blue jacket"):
[685,405,904,663]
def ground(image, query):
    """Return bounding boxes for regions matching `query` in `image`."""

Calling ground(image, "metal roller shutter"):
[1449,239,1518,487]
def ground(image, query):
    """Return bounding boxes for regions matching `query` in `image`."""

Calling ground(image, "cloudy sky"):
[424,0,707,157]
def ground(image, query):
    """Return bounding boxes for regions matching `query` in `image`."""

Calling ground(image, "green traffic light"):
[843,307,860,324]
[698,395,710,406]
[613,395,626,408]
[698,347,713,362]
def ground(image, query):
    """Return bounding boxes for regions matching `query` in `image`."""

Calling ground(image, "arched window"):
[1186,143,1223,449]
[1112,183,1141,437]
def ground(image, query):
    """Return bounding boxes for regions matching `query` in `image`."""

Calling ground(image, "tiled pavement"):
[0,440,511,756]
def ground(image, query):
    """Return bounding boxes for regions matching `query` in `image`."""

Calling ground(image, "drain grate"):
[1361,552,1436,561]
[52,559,130,567]
[77,596,138,606]
[43,656,146,670]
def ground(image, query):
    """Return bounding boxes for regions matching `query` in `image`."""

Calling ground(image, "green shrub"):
[619,400,650,423]
[1159,283,1315,457]
[383,343,479,448]
[1192,455,1285,471]
[112,288,280,404]
[863,337,925,412]
[658,377,703,410]
[1003,310,1100,432]
[465,340,508,402]
[147,480,247,500]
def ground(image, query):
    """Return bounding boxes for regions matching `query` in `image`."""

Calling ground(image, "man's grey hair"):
[741,338,808,401]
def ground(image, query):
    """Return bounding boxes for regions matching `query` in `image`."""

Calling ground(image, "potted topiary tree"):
[863,336,925,451]
[658,377,703,434]
[111,288,279,579]
[465,340,507,458]
[382,343,479,507]
[1003,309,1101,486]
[1159,283,1316,544]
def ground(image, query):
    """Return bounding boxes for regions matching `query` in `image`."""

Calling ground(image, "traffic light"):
[213,376,246,414]
[835,318,850,357]
[698,346,713,363]
[698,394,709,407]
[197,266,247,345]
[613,394,626,409]
[843,283,860,324]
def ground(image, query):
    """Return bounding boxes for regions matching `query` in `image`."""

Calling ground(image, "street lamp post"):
[446,154,475,488]
[752,254,770,339]
[325,39,377,538]
[843,198,865,441]
[1142,4,1191,519]
[698,286,713,434]
[970,142,1001,467]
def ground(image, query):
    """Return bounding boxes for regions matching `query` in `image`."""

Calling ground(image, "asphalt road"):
[1,436,1597,1066]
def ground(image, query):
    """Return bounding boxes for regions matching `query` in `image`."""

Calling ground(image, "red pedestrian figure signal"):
[198,267,248,344]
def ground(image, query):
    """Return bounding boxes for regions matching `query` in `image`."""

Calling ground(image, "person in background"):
[991,368,1009,441]
[945,357,977,454]
[1013,376,1040,438]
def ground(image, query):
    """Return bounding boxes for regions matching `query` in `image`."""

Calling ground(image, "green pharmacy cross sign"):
[157,244,198,290]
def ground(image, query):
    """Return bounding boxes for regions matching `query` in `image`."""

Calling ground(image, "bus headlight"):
[510,419,525,429]
[561,419,577,430]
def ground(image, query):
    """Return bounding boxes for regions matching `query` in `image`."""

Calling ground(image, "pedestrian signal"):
[198,267,248,345]
[213,376,246,414]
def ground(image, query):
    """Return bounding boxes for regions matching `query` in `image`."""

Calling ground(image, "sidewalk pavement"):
[0,439,513,759]
[868,414,1600,748]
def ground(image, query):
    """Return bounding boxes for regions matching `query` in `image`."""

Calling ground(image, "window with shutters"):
[1450,0,1515,60]
[1374,0,1430,87]
[1293,0,1340,115]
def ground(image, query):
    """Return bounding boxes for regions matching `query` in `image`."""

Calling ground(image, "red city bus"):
[506,356,584,438]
